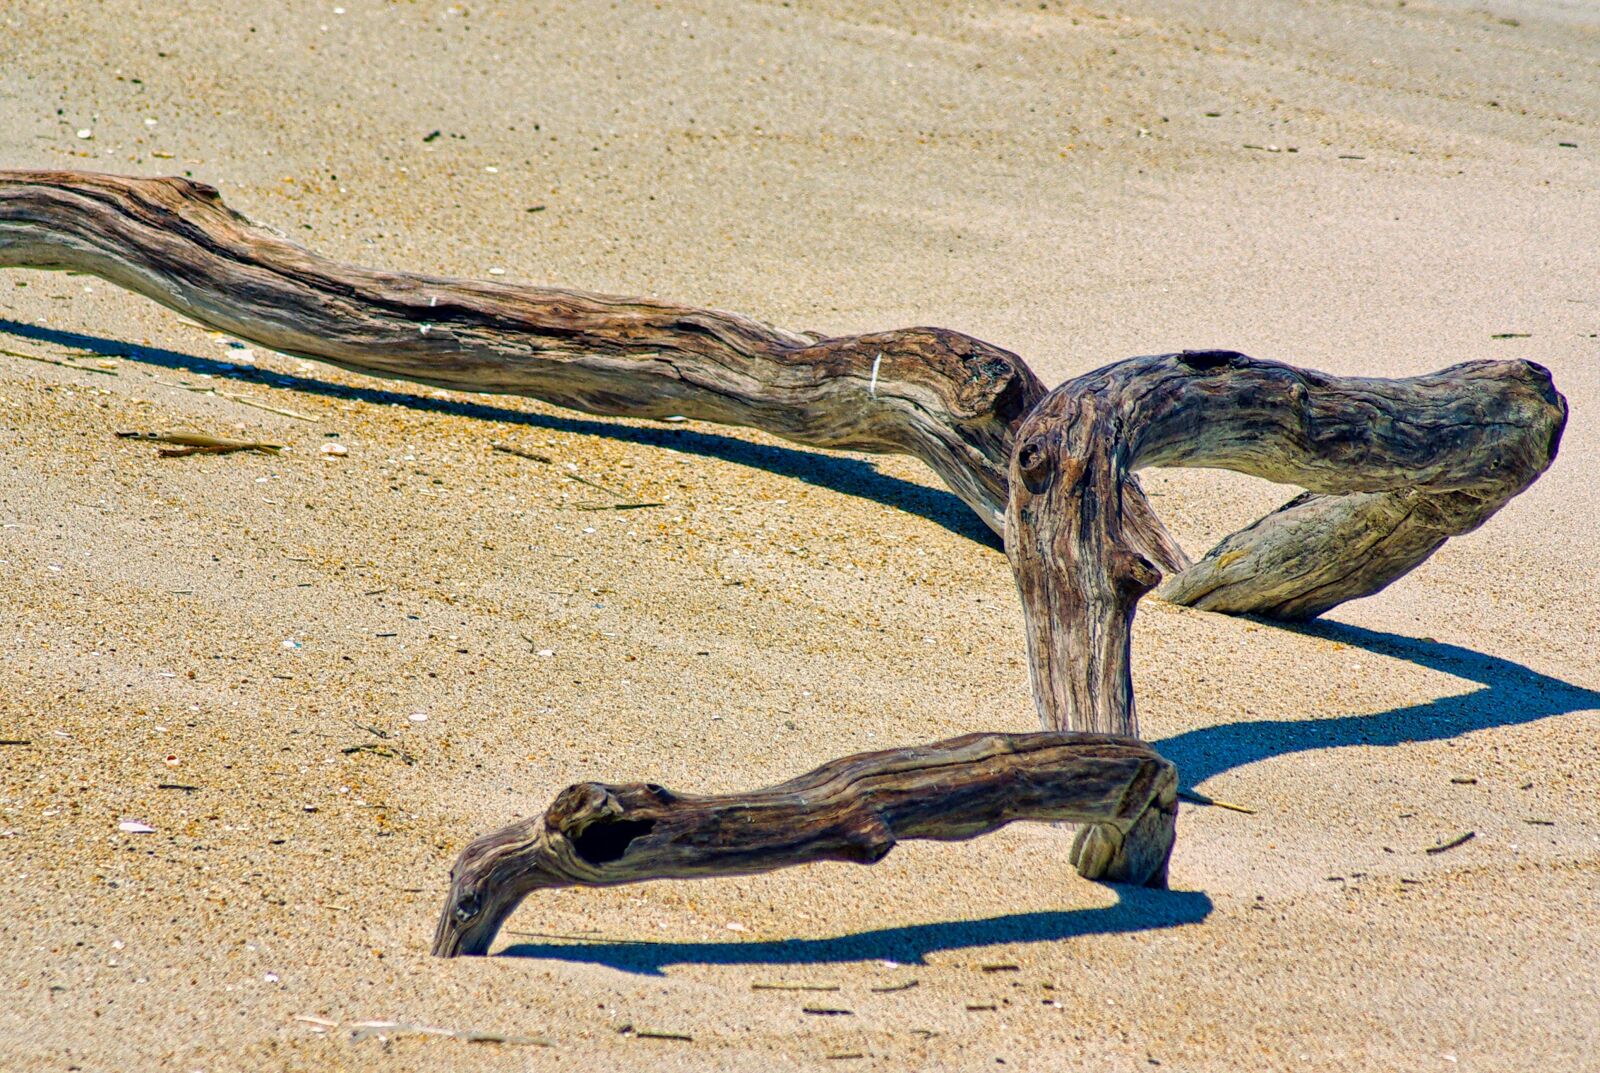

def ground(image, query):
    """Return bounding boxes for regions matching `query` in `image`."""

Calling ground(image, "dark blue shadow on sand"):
[495,887,1212,974]
[0,318,1000,548]
[1153,620,1600,787]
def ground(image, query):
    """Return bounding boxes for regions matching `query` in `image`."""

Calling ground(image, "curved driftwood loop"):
[1006,349,1567,737]
[431,731,1177,957]
[0,170,1044,534]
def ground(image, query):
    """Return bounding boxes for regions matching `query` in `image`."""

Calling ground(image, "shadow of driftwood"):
[1153,619,1600,786]
[495,886,1212,973]
[0,317,1000,548]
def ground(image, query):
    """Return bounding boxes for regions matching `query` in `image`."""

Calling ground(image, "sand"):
[1,0,1596,1069]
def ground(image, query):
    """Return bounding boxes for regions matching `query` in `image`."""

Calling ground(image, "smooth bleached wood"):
[431,732,1178,957]
[1007,349,1567,737]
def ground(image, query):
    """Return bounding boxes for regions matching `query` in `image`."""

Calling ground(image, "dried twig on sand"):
[116,431,283,457]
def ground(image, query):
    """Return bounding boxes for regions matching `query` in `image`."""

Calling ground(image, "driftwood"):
[1007,351,1566,735]
[0,171,1562,646]
[431,732,1177,957]
[0,170,1567,946]
[0,170,1042,534]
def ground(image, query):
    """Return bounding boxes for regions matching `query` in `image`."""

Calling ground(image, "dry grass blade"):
[155,378,316,419]
[214,390,316,420]
[1177,788,1257,814]
[491,442,554,463]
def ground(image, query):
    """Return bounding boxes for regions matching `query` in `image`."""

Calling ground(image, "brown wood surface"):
[431,731,1177,957]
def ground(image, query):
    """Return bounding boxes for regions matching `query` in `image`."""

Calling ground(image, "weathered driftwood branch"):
[0,169,1043,534]
[0,170,1561,644]
[0,172,1567,910]
[1007,349,1567,736]
[431,731,1177,956]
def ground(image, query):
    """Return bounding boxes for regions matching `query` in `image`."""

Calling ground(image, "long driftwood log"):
[0,170,1043,535]
[431,731,1177,957]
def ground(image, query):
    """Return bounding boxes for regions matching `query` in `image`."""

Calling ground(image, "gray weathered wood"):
[431,731,1177,957]
[1007,349,1567,737]
[0,170,1561,644]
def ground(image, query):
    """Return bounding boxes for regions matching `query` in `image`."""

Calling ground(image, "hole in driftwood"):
[570,818,656,865]
[1176,349,1242,371]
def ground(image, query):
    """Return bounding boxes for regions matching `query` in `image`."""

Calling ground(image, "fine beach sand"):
[1,1,1596,1070]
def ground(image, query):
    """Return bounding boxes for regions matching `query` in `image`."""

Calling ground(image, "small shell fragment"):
[118,820,156,834]
[320,443,348,457]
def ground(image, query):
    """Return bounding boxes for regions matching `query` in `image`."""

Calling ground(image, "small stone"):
[76,129,93,140]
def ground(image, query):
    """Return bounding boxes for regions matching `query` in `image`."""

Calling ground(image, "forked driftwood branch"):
[431,732,1177,957]
[1007,350,1566,735]
[0,171,1567,951]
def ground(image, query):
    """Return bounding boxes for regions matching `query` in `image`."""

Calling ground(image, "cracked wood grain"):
[431,731,1177,956]
[1007,349,1566,736]
[0,169,1043,535]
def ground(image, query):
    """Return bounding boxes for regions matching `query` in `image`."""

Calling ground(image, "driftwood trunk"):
[431,732,1177,957]
[0,170,1042,535]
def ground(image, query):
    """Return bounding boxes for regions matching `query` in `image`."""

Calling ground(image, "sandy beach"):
[1,1,1596,1069]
